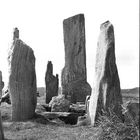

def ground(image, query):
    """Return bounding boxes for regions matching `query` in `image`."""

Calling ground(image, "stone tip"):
[100,21,114,40]
[63,13,84,24]
[48,61,52,64]
[13,27,19,40]
[100,20,112,30]
[14,27,19,30]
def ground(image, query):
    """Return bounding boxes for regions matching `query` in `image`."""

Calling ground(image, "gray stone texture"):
[49,94,70,112]
[8,28,37,121]
[0,71,4,98]
[0,112,4,140]
[13,27,19,40]
[45,61,59,103]
[61,14,91,103]
[89,21,123,125]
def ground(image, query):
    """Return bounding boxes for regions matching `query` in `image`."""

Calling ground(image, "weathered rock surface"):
[13,27,19,40]
[61,14,91,103]
[0,71,4,98]
[122,101,139,126]
[8,28,37,121]
[49,94,70,112]
[89,21,123,125]
[85,95,90,114]
[35,103,49,114]
[40,104,51,112]
[0,90,11,105]
[69,104,85,114]
[41,112,71,119]
[45,61,59,103]
[40,112,82,125]
[0,112,4,140]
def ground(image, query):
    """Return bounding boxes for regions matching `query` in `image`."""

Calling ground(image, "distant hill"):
[121,87,139,94]
[37,87,45,96]
[37,87,62,97]
[37,87,139,103]
[121,87,139,103]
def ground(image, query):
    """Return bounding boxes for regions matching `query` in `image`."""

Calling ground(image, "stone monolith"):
[89,21,123,125]
[45,61,59,103]
[61,14,91,103]
[0,71,4,98]
[8,28,37,121]
[0,112,4,140]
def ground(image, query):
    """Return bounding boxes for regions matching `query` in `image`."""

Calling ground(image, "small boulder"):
[49,94,70,112]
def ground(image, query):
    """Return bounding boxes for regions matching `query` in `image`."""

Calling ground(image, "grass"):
[0,89,139,140]
[97,109,139,140]
[2,110,100,140]
[0,96,100,140]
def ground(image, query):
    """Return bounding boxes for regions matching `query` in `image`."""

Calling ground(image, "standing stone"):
[0,71,4,98]
[0,112,4,140]
[45,61,59,104]
[61,14,91,103]
[8,28,37,121]
[13,27,19,40]
[89,21,123,125]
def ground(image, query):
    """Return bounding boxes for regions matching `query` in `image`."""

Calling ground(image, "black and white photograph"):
[0,0,139,139]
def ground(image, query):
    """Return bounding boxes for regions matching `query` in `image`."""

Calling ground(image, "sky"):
[0,0,139,89]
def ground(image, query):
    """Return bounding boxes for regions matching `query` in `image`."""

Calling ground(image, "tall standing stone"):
[61,14,91,103]
[89,21,123,125]
[8,28,37,121]
[0,112,4,140]
[0,71,4,98]
[45,61,59,103]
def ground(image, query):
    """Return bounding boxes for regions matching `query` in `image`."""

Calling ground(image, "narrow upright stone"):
[0,71,4,98]
[13,27,19,40]
[45,61,59,103]
[89,21,123,125]
[61,14,91,103]
[0,112,4,140]
[8,28,37,121]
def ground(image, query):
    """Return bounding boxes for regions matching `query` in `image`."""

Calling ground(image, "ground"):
[0,87,139,140]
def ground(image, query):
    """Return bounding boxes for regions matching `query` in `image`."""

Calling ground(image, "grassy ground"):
[0,88,139,140]
[0,102,100,140]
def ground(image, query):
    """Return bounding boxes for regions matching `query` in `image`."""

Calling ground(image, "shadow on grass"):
[31,113,80,128]
[31,113,49,125]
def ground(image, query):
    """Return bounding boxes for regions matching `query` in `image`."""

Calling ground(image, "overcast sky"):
[0,0,139,89]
